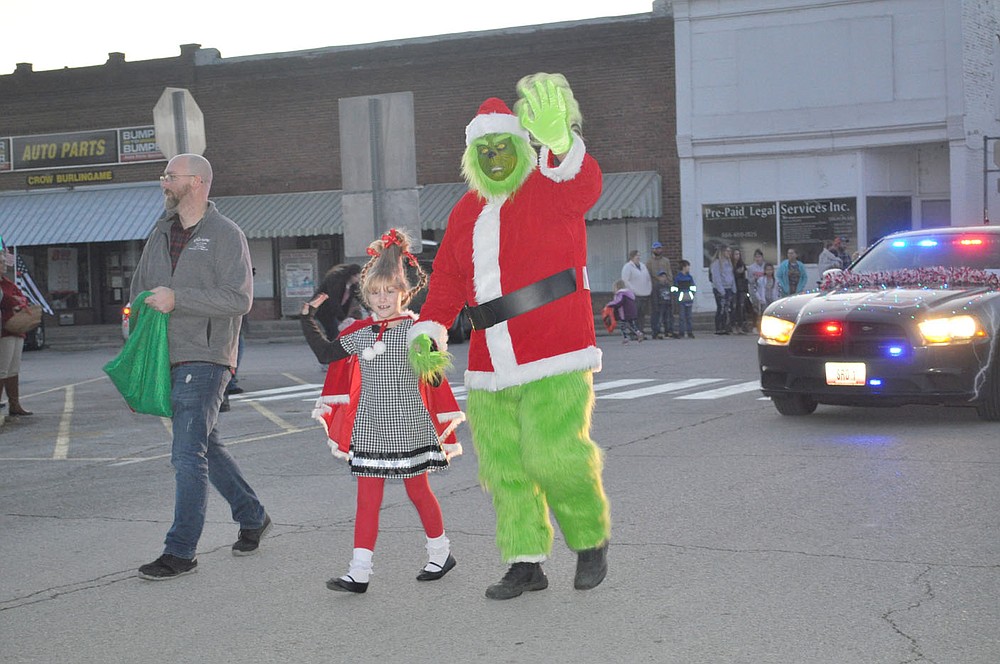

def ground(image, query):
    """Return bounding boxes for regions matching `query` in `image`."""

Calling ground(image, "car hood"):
[768,286,999,322]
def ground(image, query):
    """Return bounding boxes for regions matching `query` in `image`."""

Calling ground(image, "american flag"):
[15,253,54,315]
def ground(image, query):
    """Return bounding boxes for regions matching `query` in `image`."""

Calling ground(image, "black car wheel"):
[975,352,1000,421]
[771,394,817,416]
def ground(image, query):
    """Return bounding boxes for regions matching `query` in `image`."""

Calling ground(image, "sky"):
[3,0,657,74]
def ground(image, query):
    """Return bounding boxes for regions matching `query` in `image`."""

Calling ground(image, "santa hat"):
[465,97,531,147]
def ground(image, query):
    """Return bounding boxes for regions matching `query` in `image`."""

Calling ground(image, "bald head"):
[170,153,213,188]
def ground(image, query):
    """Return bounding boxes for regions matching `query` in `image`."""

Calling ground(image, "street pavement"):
[1,333,998,663]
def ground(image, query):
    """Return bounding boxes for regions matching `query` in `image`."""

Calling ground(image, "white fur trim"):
[509,553,548,564]
[441,441,463,460]
[328,443,350,461]
[407,320,450,353]
[464,346,603,392]
[539,133,585,183]
[436,410,466,424]
[472,200,504,303]
[466,113,530,146]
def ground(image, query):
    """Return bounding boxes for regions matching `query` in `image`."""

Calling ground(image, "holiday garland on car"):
[820,266,1000,291]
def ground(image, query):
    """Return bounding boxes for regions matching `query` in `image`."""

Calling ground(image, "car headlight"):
[759,315,796,345]
[917,315,987,344]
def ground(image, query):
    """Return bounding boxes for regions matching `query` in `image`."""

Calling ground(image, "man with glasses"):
[132,153,270,580]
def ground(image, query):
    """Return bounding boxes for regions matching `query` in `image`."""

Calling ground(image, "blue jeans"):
[652,297,673,336]
[677,302,693,334]
[165,362,265,560]
[714,289,734,332]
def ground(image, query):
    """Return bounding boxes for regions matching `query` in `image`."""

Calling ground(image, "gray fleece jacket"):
[130,201,252,367]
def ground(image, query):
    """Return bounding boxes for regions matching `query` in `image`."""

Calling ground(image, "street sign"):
[152,88,206,158]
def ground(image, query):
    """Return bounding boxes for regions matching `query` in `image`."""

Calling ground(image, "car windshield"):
[852,233,1000,273]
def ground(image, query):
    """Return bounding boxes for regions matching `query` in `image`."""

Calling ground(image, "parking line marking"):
[52,385,74,460]
[598,378,724,400]
[247,400,298,431]
[676,380,762,400]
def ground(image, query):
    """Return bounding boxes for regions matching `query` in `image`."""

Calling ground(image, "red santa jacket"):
[312,317,465,460]
[409,137,603,391]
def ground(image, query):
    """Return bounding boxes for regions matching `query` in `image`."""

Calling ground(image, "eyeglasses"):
[159,173,197,183]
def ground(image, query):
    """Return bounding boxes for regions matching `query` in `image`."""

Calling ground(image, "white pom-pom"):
[361,347,375,361]
[372,340,386,356]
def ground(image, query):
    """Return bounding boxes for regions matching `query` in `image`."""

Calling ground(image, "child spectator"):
[671,260,697,338]
[652,270,674,339]
[606,279,644,344]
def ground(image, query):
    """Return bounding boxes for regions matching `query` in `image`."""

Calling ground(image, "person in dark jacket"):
[313,263,363,338]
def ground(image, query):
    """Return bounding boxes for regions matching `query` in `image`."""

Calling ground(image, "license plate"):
[825,362,866,386]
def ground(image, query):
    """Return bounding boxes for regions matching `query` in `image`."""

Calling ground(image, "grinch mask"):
[461,132,535,200]
[476,134,518,182]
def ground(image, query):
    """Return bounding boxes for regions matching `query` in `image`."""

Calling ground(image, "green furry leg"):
[467,371,611,561]
[467,386,553,562]
[520,371,611,551]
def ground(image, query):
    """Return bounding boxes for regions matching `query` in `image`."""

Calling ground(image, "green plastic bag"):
[103,291,173,417]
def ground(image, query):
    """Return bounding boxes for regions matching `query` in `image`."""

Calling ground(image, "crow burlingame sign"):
[0,126,164,172]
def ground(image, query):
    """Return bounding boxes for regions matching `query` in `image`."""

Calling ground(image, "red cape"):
[311,317,464,460]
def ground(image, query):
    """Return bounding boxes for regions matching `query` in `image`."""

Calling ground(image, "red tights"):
[353,473,444,550]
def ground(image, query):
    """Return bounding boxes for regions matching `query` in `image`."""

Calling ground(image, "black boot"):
[485,562,548,600]
[574,541,609,590]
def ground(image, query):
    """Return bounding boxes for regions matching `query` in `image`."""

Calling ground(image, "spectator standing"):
[646,241,672,339]
[833,237,851,269]
[776,248,809,296]
[709,246,735,334]
[755,262,781,324]
[817,240,843,281]
[651,270,674,339]
[621,249,652,335]
[747,249,766,289]
[671,260,697,338]
[0,249,33,416]
[131,153,270,581]
[731,248,751,334]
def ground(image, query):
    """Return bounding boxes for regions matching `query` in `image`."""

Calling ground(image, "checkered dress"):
[339,318,449,478]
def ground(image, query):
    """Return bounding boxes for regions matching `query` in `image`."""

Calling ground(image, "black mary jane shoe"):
[326,576,368,593]
[416,554,456,581]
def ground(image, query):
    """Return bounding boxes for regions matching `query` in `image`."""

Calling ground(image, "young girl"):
[300,229,464,594]
[606,279,644,344]
[755,262,780,324]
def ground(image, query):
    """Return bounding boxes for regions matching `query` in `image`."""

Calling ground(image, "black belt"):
[464,268,578,331]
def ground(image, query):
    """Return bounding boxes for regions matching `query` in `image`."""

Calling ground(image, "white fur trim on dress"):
[539,133,585,183]
[466,114,530,146]
[441,441,463,460]
[464,345,603,392]
[407,320,450,353]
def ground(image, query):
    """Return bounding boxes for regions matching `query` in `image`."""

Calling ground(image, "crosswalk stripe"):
[235,378,761,405]
[597,378,724,400]
[675,380,762,400]
[593,379,656,392]
[230,384,323,400]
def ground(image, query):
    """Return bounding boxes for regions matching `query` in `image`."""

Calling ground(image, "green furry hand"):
[409,334,453,387]
[517,78,573,155]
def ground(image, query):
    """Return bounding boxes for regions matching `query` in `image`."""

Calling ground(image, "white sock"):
[424,533,451,571]
[342,547,373,584]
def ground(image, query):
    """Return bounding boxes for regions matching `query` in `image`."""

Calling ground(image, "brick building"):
[0,5,677,325]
